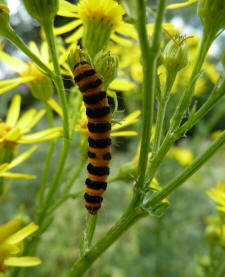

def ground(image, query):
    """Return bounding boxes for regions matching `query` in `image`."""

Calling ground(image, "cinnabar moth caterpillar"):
[73,60,111,214]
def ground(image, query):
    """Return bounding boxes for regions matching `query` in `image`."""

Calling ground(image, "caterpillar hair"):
[73,58,111,214]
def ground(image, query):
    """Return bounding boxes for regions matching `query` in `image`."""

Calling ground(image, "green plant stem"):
[152,72,176,156]
[144,131,225,209]
[47,191,83,215]
[169,29,215,132]
[79,215,98,256]
[41,18,70,140]
[37,102,56,207]
[3,27,53,77]
[63,154,87,195]
[145,28,217,185]
[177,76,225,137]
[67,196,148,277]
[37,140,71,224]
[136,0,166,189]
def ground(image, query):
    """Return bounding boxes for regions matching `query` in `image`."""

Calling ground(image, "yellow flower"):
[0,218,41,273]
[149,178,169,206]
[0,146,37,180]
[0,94,61,151]
[0,40,68,100]
[207,181,225,214]
[55,0,134,46]
[167,146,194,166]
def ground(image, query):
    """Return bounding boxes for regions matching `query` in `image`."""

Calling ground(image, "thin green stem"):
[152,73,176,156]
[67,195,148,277]
[145,28,217,185]
[169,29,215,132]
[177,76,225,137]
[41,19,70,139]
[4,27,53,77]
[37,102,56,207]
[47,191,83,216]
[37,140,71,225]
[63,154,87,195]
[136,0,167,189]
[79,215,98,256]
[145,131,225,209]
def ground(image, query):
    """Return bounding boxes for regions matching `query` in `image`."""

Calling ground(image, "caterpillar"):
[73,59,111,214]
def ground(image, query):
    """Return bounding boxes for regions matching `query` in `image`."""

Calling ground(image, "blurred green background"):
[1,0,225,276]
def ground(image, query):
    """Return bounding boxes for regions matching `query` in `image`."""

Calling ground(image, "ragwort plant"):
[0,0,225,276]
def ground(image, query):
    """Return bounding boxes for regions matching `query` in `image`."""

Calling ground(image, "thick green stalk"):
[152,73,176,156]
[145,131,225,208]
[136,0,167,189]
[3,27,53,77]
[67,196,148,277]
[41,19,70,139]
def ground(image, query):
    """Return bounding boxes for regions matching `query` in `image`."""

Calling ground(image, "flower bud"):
[115,161,137,182]
[29,77,54,101]
[67,47,91,74]
[94,50,119,90]
[0,2,10,36]
[197,0,225,35]
[205,225,220,245]
[22,0,59,23]
[163,38,189,74]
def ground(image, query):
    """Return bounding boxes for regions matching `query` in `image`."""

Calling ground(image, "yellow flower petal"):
[0,219,21,243]
[6,222,38,244]
[47,98,63,116]
[54,19,82,35]
[112,110,140,130]
[115,22,138,40]
[65,27,83,43]
[6,95,21,127]
[16,110,45,133]
[110,33,133,46]
[19,127,62,143]
[0,243,20,259]
[111,131,137,136]
[109,78,136,91]
[4,256,41,267]
[0,50,28,74]
[28,41,40,57]
[0,172,36,179]
[59,0,79,13]
[167,0,197,9]
[7,146,37,170]
[4,128,21,142]
[40,42,49,63]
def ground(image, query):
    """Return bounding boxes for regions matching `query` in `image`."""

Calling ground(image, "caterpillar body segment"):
[73,61,111,214]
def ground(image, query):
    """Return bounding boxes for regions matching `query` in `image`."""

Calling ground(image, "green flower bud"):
[94,50,119,90]
[0,3,10,36]
[197,0,225,35]
[163,38,189,74]
[29,77,54,101]
[22,0,59,23]
[67,47,91,74]
[205,225,220,245]
[115,161,137,182]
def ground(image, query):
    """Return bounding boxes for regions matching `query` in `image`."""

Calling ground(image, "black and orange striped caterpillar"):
[73,59,111,214]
